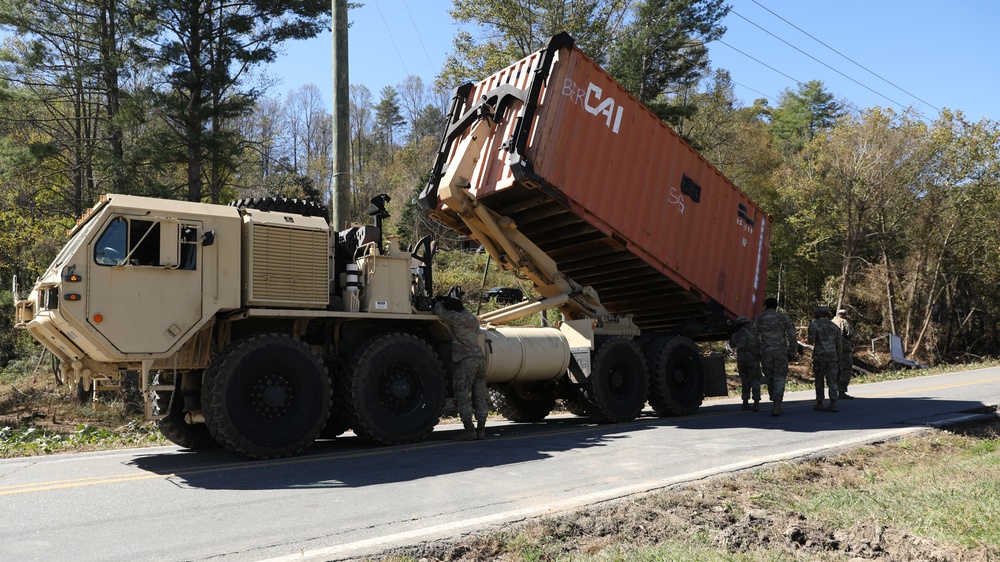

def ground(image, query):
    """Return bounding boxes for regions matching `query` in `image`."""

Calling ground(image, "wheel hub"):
[251,374,294,419]
[379,365,422,414]
[389,378,412,399]
[262,384,287,407]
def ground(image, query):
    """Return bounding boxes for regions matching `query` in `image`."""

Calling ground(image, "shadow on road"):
[127,394,992,491]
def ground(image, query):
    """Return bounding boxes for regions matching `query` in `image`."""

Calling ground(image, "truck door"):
[86,215,204,355]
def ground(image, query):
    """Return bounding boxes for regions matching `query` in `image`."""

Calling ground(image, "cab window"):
[94,218,163,267]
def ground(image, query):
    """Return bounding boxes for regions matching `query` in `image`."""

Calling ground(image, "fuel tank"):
[483,326,570,384]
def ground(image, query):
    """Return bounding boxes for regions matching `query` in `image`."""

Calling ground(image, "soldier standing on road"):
[752,297,797,417]
[728,316,762,412]
[807,306,843,412]
[832,308,856,399]
[433,289,489,441]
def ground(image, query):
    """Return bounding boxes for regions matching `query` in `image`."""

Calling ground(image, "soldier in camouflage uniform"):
[728,316,761,411]
[807,306,843,412]
[832,309,855,399]
[433,292,488,440]
[752,297,797,416]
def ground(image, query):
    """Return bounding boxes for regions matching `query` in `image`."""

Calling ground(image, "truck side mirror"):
[201,230,216,246]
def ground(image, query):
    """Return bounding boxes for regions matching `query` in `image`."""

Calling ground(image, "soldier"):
[807,306,843,412]
[433,289,488,440]
[728,316,761,411]
[752,297,797,416]
[832,308,856,399]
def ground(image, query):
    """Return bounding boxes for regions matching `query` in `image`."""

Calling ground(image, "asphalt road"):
[2,367,998,562]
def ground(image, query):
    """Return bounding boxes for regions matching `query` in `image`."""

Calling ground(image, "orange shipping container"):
[422,34,769,341]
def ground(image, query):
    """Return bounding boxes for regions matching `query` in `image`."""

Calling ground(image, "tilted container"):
[422,33,770,340]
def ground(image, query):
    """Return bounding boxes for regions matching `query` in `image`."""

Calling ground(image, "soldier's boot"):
[824,400,838,412]
[752,400,760,412]
[770,399,783,417]
[476,418,487,440]
[742,399,750,411]
[841,387,854,399]
[454,420,477,441]
[813,399,825,411]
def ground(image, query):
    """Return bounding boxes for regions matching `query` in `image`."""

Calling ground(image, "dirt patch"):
[373,418,1000,562]
[0,370,141,434]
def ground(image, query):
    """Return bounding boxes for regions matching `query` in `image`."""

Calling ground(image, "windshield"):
[46,217,99,274]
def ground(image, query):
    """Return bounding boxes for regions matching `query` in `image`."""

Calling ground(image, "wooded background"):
[1,0,997,368]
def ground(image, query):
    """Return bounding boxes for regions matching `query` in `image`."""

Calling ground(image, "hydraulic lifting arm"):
[434,103,636,333]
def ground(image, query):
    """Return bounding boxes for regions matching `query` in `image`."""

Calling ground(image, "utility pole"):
[331,0,351,229]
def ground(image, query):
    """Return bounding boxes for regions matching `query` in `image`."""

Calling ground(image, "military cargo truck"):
[14,33,769,459]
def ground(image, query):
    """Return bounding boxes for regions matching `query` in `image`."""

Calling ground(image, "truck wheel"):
[156,383,219,450]
[647,336,704,416]
[201,334,332,459]
[491,383,555,422]
[585,337,648,422]
[343,333,445,445]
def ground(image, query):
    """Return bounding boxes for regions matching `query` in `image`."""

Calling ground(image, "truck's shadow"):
[127,395,992,491]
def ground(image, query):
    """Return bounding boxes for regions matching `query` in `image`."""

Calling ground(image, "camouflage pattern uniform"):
[832,311,855,396]
[433,301,488,425]
[808,312,843,405]
[728,320,761,404]
[752,307,797,403]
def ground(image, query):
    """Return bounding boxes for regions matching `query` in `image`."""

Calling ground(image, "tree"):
[0,0,135,216]
[769,80,843,158]
[606,0,729,125]
[374,85,406,156]
[442,0,632,85]
[132,0,330,203]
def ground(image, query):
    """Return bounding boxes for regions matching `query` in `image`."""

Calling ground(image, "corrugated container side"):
[424,34,769,339]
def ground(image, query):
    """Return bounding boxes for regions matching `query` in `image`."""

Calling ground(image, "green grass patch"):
[0,420,166,457]
[755,429,1000,551]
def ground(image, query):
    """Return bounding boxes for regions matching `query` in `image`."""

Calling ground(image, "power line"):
[400,0,437,77]
[751,0,941,113]
[730,9,912,114]
[732,81,777,104]
[372,0,411,80]
[716,39,804,87]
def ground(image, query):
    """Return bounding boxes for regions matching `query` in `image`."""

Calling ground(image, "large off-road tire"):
[201,333,332,459]
[343,333,445,445]
[647,336,704,416]
[582,337,648,422]
[156,378,219,450]
[491,383,556,422]
[230,197,328,220]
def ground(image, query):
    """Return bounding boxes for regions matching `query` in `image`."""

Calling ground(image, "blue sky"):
[270,0,999,123]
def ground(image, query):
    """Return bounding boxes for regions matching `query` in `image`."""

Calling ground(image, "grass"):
[777,430,1000,549]
[0,420,166,457]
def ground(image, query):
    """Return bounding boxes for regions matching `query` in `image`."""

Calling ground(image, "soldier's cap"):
[764,297,778,308]
[735,315,750,324]
[837,309,848,316]
[814,306,831,316]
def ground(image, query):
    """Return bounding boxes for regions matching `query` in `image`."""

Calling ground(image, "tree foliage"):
[606,0,728,125]
[441,0,632,86]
